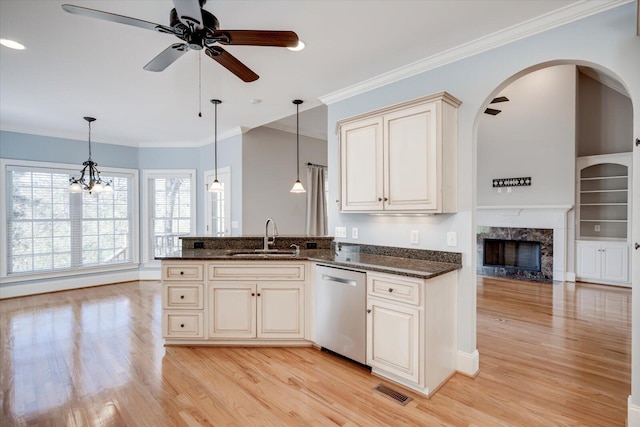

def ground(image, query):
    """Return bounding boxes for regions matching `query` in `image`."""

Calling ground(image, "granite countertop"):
[160,248,461,279]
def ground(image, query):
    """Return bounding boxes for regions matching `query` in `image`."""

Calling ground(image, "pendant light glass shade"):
[68,116,112,194]
[208,99,223,193]
[290,99,306,193]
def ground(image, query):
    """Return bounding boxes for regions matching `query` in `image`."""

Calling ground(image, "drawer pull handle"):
[180,295,185,299]
[180,271,184,275]
[388,288,394,293]
[180,324,185,328]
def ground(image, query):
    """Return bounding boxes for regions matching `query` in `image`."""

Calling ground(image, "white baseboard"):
[628,396,640,427]
[0,270,145,299]
[565,272,576,282]
[457,349,480,377]
[139,270,162,281]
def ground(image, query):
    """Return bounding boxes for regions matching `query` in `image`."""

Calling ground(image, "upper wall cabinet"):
[338,92,461,213]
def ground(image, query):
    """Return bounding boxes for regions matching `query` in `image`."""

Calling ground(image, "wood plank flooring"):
[0,277,631,426]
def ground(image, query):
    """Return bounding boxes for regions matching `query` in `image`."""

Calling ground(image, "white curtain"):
[306,165,327,236]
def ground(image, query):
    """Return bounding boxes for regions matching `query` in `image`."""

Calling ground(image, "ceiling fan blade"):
[205,46,259,82]
[172,0,204,30]
[211,30,299,47]
[144,44,189,72]
[62,4,174,34]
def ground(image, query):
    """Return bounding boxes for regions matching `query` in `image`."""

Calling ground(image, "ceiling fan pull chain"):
[198,51,202,117]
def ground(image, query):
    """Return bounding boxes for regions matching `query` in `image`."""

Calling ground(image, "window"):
[1,160,138,280]
[143,170,196,263]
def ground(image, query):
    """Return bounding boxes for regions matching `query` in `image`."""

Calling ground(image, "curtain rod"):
[307,162,327,168]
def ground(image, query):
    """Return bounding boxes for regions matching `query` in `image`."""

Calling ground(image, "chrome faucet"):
[264,218,278,250]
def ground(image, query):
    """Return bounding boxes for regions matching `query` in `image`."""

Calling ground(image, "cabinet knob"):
[635,243,639,250]
[180,271,184,275]
[388,288,394,293]
[384,197,388,202]
[257,293,261,297]
[180,324,185,328]
[180,295,185,299]
[378,197,383,202]
[367,309,372,314]
[251,293,255,296]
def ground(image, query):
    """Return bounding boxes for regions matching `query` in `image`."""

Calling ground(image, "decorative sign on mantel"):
[492,177,532,188]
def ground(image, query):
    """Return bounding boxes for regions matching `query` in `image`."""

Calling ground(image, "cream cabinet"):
[366,270,457,397]
[576,241,630,286]
[208,282,305,340]
[161,260,307,344]
[339,92,460,213]
[206,262,306,343]
[161,261,206,340]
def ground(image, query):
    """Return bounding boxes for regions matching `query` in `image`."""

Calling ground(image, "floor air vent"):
[372,384,413,406]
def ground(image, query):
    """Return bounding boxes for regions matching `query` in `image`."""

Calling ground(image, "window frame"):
[141,169,196,266]
[0,159,139,283]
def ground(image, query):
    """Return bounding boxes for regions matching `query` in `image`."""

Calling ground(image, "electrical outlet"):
[352,227,358,239]
[595,225,601,232]
[335,226,347,238]
[410,230,419,245]
[447,231,457,247]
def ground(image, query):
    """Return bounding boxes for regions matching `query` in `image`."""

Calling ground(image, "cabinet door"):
[601,244,629,283]
[384,103,438,211]
[340,116,384,211]
[208,283,256,339]
[576,241,601,280]
[367,298,419,383]
[257,283,304,339]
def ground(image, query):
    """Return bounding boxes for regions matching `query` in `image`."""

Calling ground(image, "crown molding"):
[319,0,633,105]
[577,65,630,97]
[137,126,249,148]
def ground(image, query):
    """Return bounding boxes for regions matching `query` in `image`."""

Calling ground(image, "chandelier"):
[69,117,112,194]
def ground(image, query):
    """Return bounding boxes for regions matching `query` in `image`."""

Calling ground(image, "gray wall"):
[577,71,633,156]
[242,126,327,235]
[477,65,577,206]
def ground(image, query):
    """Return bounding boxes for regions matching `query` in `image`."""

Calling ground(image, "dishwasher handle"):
[321,274,358,287]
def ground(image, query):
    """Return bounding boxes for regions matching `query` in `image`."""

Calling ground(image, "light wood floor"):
[0,277,631,426]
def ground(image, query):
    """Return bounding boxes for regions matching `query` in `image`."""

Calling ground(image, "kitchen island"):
[158,237,461,397]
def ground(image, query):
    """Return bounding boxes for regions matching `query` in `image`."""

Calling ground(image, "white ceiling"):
[0,0,625,147]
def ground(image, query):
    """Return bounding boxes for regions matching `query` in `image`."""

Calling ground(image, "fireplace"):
[477,226,553,282]
[483,239,541,272]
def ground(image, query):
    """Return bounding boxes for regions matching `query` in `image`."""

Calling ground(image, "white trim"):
[319,0,632,105]
[629,396,640,426]
[204,167,231,236]
[477,205,573,211]
[0,270,142,299]
[565,272,576,282]
[456,349,480,377]
[263,122,327,141]
[136,127,249,148]
[141,169,197,263]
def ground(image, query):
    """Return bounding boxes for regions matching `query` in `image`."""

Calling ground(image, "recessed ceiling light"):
[287,40,305,52]
[0,38,26,50]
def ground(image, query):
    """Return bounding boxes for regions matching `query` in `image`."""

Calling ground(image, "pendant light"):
[208,99,224,192]
[290,99,306,193]
[69,117,112,194]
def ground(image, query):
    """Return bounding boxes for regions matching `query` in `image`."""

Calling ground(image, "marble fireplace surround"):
[476,205,573,282]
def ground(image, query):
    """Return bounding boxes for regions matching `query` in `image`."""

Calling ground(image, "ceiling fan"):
[62,0,300,82]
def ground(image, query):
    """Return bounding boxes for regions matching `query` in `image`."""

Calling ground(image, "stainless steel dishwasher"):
[315,264,367,365]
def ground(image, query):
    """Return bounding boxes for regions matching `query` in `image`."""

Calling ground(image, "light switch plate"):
[447,231,457,247]
[335,226,347,238]
[410,230,419,245]
[352,227,358,239]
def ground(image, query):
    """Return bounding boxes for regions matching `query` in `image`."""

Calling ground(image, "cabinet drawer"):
[367,273,422,305]
[162,263,204,281]
[208,262,305,281]
[164,312,204,338]
[164,284,204,309]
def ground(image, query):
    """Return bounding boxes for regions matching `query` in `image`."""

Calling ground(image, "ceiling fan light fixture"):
[290,99,306,194]
[0,38,26,50]
[287,40,305,51]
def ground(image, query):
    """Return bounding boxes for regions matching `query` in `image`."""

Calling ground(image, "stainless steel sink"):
[228,249,298,257]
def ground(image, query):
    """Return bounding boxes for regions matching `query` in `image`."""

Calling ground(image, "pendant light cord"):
[87,120,92,160]
[296,101,300,180]
[198,52,202,118]
[214,101,218,181]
